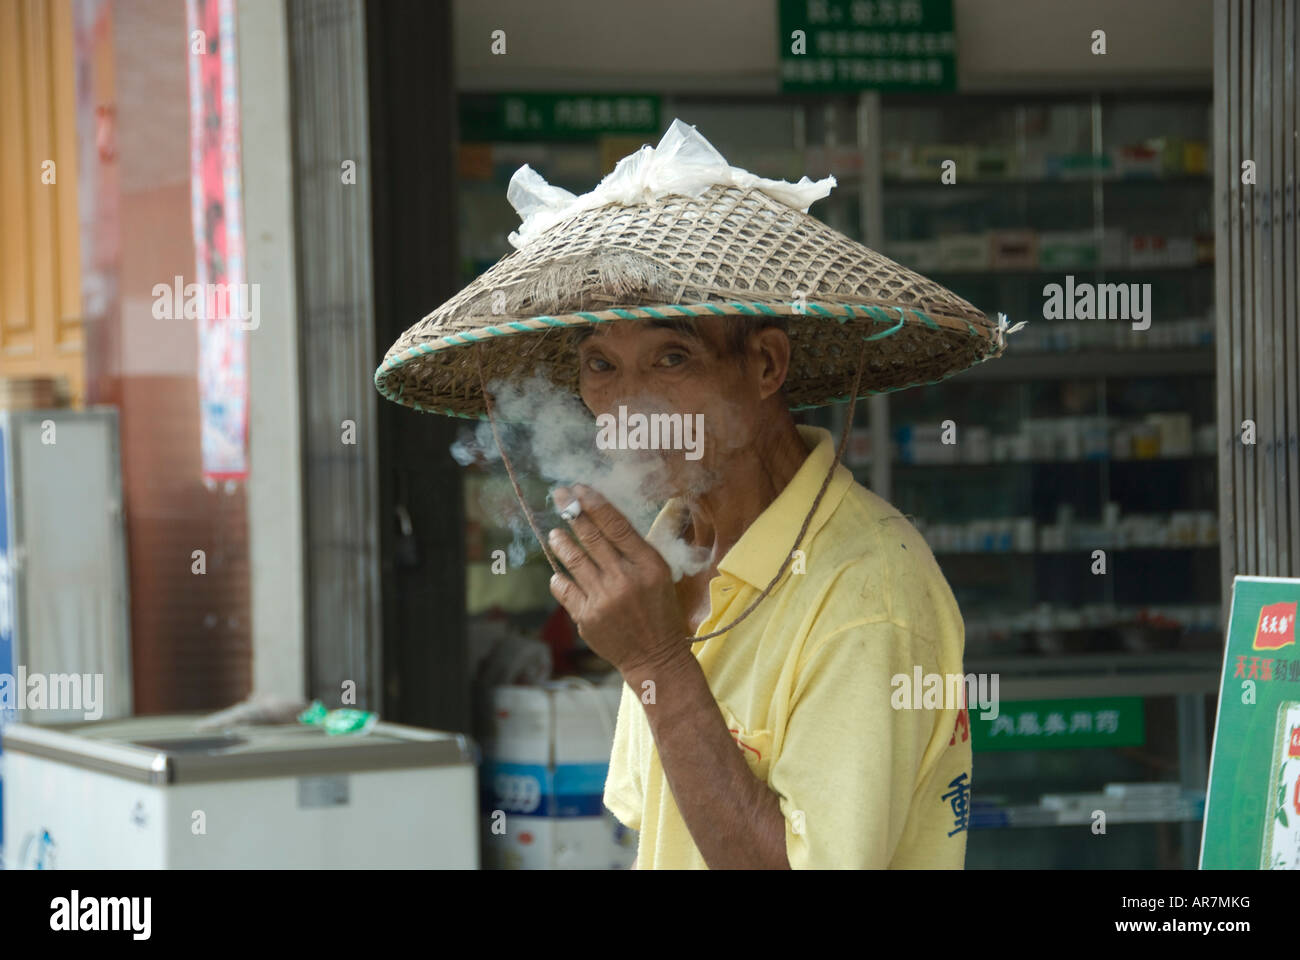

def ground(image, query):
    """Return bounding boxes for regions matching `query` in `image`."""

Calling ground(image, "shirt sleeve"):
[768,619,944,869]
[603,679,644,831]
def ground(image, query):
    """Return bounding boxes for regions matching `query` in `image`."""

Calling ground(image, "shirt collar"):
[647,425,855,591]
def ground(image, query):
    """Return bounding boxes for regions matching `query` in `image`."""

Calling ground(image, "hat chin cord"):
[475,337,870,647]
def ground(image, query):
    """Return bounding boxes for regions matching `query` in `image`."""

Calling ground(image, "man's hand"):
[547,484,693,676]
[549,484,790,869]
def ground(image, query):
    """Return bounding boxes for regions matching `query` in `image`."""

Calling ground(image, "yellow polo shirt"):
[603,425,972,869]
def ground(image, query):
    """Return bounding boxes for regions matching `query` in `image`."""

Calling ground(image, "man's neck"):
[682,414,811,566]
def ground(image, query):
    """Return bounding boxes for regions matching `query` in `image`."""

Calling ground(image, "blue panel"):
[479,760,611,818]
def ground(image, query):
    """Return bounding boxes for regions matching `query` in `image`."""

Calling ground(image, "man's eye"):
[586,355,612,372]
[656,352,687,367]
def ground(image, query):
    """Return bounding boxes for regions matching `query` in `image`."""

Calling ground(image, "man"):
[374,119,1019,869]
[546,314,971,869]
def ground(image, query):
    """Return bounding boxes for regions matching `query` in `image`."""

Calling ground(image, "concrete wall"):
[238,0,306,700]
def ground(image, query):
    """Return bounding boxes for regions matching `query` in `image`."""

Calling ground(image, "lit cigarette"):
[559,499,582,521]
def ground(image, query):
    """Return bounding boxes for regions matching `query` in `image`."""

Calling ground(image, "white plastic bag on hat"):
[506,117,837,248]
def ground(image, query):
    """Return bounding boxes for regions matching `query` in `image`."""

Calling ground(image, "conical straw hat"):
[375,122,1020,418]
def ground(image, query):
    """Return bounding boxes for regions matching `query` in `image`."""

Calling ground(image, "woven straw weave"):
[375,183,998,418]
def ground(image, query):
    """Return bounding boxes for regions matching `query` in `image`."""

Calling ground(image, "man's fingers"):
[548,568,587,617]
[563,484,653,563]
[554,486,624,569]
[547,527,600,588]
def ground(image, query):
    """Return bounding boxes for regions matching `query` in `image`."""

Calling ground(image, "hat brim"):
[375,184,1003,418]
[374,298,1002,419]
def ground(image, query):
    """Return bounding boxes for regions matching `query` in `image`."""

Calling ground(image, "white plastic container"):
[479,679,634,870]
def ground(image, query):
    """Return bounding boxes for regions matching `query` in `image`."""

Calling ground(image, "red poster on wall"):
[75,0,119,406]
[186,0,249,481]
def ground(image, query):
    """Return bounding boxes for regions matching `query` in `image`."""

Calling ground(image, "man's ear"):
[751,327,792,401]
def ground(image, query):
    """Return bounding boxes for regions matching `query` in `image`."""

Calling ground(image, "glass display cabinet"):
[841,91,1216,868]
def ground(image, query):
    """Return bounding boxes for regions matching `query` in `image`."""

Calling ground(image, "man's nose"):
[606,370,657,406]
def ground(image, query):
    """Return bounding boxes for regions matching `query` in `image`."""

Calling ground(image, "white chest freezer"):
[1,714,478,869]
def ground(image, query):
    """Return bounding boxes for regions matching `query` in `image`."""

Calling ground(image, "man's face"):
[576,318,766,500]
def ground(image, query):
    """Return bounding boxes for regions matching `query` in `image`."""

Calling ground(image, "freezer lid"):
[0,714,476,785]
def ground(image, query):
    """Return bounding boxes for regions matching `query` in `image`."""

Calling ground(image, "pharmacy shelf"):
[966,650,1222,700]
[970,650,1223,672]
[873,90,1216,872]
[933,543,1218,556]
[968,615,1220,631]
[974,669,1219,700]
[965,611,1222,637]
[959,347,1215,381]
[971,804,1205,829]
[891,454,1215,468]
[877,176,1212,188]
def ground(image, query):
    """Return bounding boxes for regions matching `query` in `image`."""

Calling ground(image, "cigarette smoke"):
[451,372,713,581]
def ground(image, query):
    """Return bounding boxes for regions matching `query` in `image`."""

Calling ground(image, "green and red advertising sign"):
[1201,575,1300,869]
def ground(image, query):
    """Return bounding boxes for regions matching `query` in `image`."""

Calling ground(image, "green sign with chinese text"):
[778,0,956,92]
[460,93,660,141]
[971,696,1145,752]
